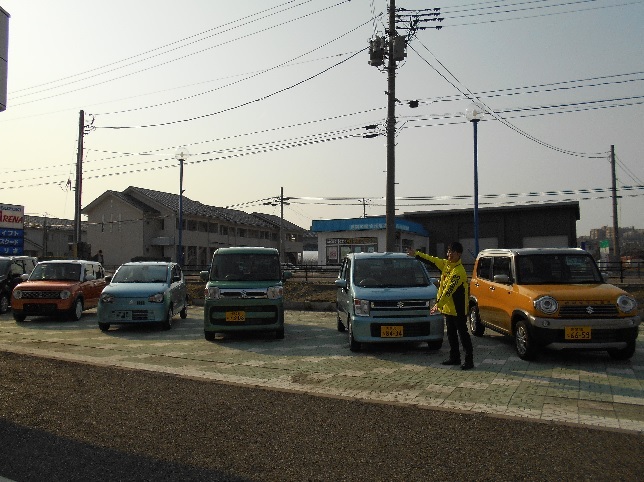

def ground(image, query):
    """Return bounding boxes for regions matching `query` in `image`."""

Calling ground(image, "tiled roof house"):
[82,187,307,269]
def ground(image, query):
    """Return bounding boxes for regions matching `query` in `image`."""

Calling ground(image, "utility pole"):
[385,0,397,252]
[73,109,84,258]
[610,145,620,261]
[280,186,284,264]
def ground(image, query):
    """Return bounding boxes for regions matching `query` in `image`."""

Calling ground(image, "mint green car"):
[201,247,292,341]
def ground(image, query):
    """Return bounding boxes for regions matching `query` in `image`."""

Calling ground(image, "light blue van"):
[335,252,444,351]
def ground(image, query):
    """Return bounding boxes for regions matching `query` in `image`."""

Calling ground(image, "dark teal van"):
[201,247,291,341]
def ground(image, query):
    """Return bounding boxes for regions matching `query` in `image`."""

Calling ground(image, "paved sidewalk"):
[0,308,642,433]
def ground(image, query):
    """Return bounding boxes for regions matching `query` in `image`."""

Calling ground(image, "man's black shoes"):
[461,360,474,370]
[441,358,461,366]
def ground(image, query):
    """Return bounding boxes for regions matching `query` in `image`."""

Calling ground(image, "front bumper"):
[528,315,640,350]
[204,299,284,333]
[351,313,444,344]
[97,300,168,323]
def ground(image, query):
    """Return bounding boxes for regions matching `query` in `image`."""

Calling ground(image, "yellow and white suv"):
[469,248,640,360]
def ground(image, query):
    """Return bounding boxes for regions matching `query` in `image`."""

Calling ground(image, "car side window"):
[10,261,23,276]
[340,259,351,284]
[476,257,492,280]
[492,257,512,282]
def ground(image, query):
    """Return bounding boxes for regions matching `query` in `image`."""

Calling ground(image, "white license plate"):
[113,310,132,320]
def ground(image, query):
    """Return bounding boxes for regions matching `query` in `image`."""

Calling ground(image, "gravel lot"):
[0,351,642,482]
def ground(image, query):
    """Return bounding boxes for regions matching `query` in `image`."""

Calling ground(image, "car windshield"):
[30,263,82,281]
[211,254,281,281]
[112,265,169,284]
[516,254,603,284]
[353,258,430,288]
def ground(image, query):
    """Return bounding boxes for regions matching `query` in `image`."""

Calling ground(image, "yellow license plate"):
[565,326,591,340]
[225,311,246,322]
[380,325,403,338]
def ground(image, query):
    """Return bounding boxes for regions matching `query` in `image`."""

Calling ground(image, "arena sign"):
[0,204,24,255]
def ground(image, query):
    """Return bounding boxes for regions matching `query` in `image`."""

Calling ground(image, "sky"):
[1,0,643,237]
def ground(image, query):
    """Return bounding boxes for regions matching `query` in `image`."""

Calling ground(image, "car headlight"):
[205,287,220,300]
[534,295,558,315]
[267,286,283,300]
[617,295,637,313]
[13,290,22,299]
[60,290,71,300]
[353,299,371,316]
[100,293,115,303]
[148,293,164,303]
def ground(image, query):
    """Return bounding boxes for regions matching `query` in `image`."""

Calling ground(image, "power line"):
[95,48,366,129]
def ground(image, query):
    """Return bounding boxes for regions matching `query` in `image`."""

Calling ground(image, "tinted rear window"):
[353,257,430,288]
[211,254,281,281]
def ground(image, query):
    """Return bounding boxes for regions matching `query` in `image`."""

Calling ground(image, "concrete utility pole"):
[610,144,620,261]
[280,186,285,263]
[73,109,84,257]
[385,0,397,252]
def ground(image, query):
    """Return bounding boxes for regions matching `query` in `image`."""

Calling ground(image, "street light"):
[175,147,190,267]
[465,103,485,256]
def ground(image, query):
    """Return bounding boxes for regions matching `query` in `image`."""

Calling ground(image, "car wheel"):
[98,322,110,332]
[468,305,485,337]
[514,319,537,360]
[204,331,216,341]
[337,315,346,332]
[69,298,83,321]
[607,340,636,360]
[427,339,443,350]
[13,312,26,322]
[0,293,9,314]
[348,316,361,352]
[275,325,285,340]
[162,306,173,330]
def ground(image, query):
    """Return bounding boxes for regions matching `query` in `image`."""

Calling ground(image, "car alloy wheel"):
[514,319,536,360]
[468,305,485,337]
[0,294,9,314]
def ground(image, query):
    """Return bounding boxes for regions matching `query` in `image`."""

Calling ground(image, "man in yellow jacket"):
[411,242,474,370]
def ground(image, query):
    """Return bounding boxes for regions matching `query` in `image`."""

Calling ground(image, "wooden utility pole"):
[385,0,397,252]
[610,144,620,261]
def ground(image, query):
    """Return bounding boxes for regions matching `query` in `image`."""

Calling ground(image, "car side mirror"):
[334,278,348,290]
[200,270,209,281]
[172,275,182,283]
[105,275,112,284]
[282,271,292,281]
[20,273,29,281]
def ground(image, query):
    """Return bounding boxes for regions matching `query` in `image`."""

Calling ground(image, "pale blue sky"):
[1,0,643,236]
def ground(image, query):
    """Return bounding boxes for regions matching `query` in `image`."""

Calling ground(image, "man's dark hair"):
[448,241,463,254]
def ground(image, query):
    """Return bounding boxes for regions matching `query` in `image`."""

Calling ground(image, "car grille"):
[131,310,151,321]
[208,305,278,325]
[558,304,618,317]
[220,289,267,299]
[20,291,61,299]
[368,300,429,319]
[370,322,432,337]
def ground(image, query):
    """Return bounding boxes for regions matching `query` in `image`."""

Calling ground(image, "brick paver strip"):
[0,308,642,433]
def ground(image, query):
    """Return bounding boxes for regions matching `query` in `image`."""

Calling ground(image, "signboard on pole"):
[0,203,24,255]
